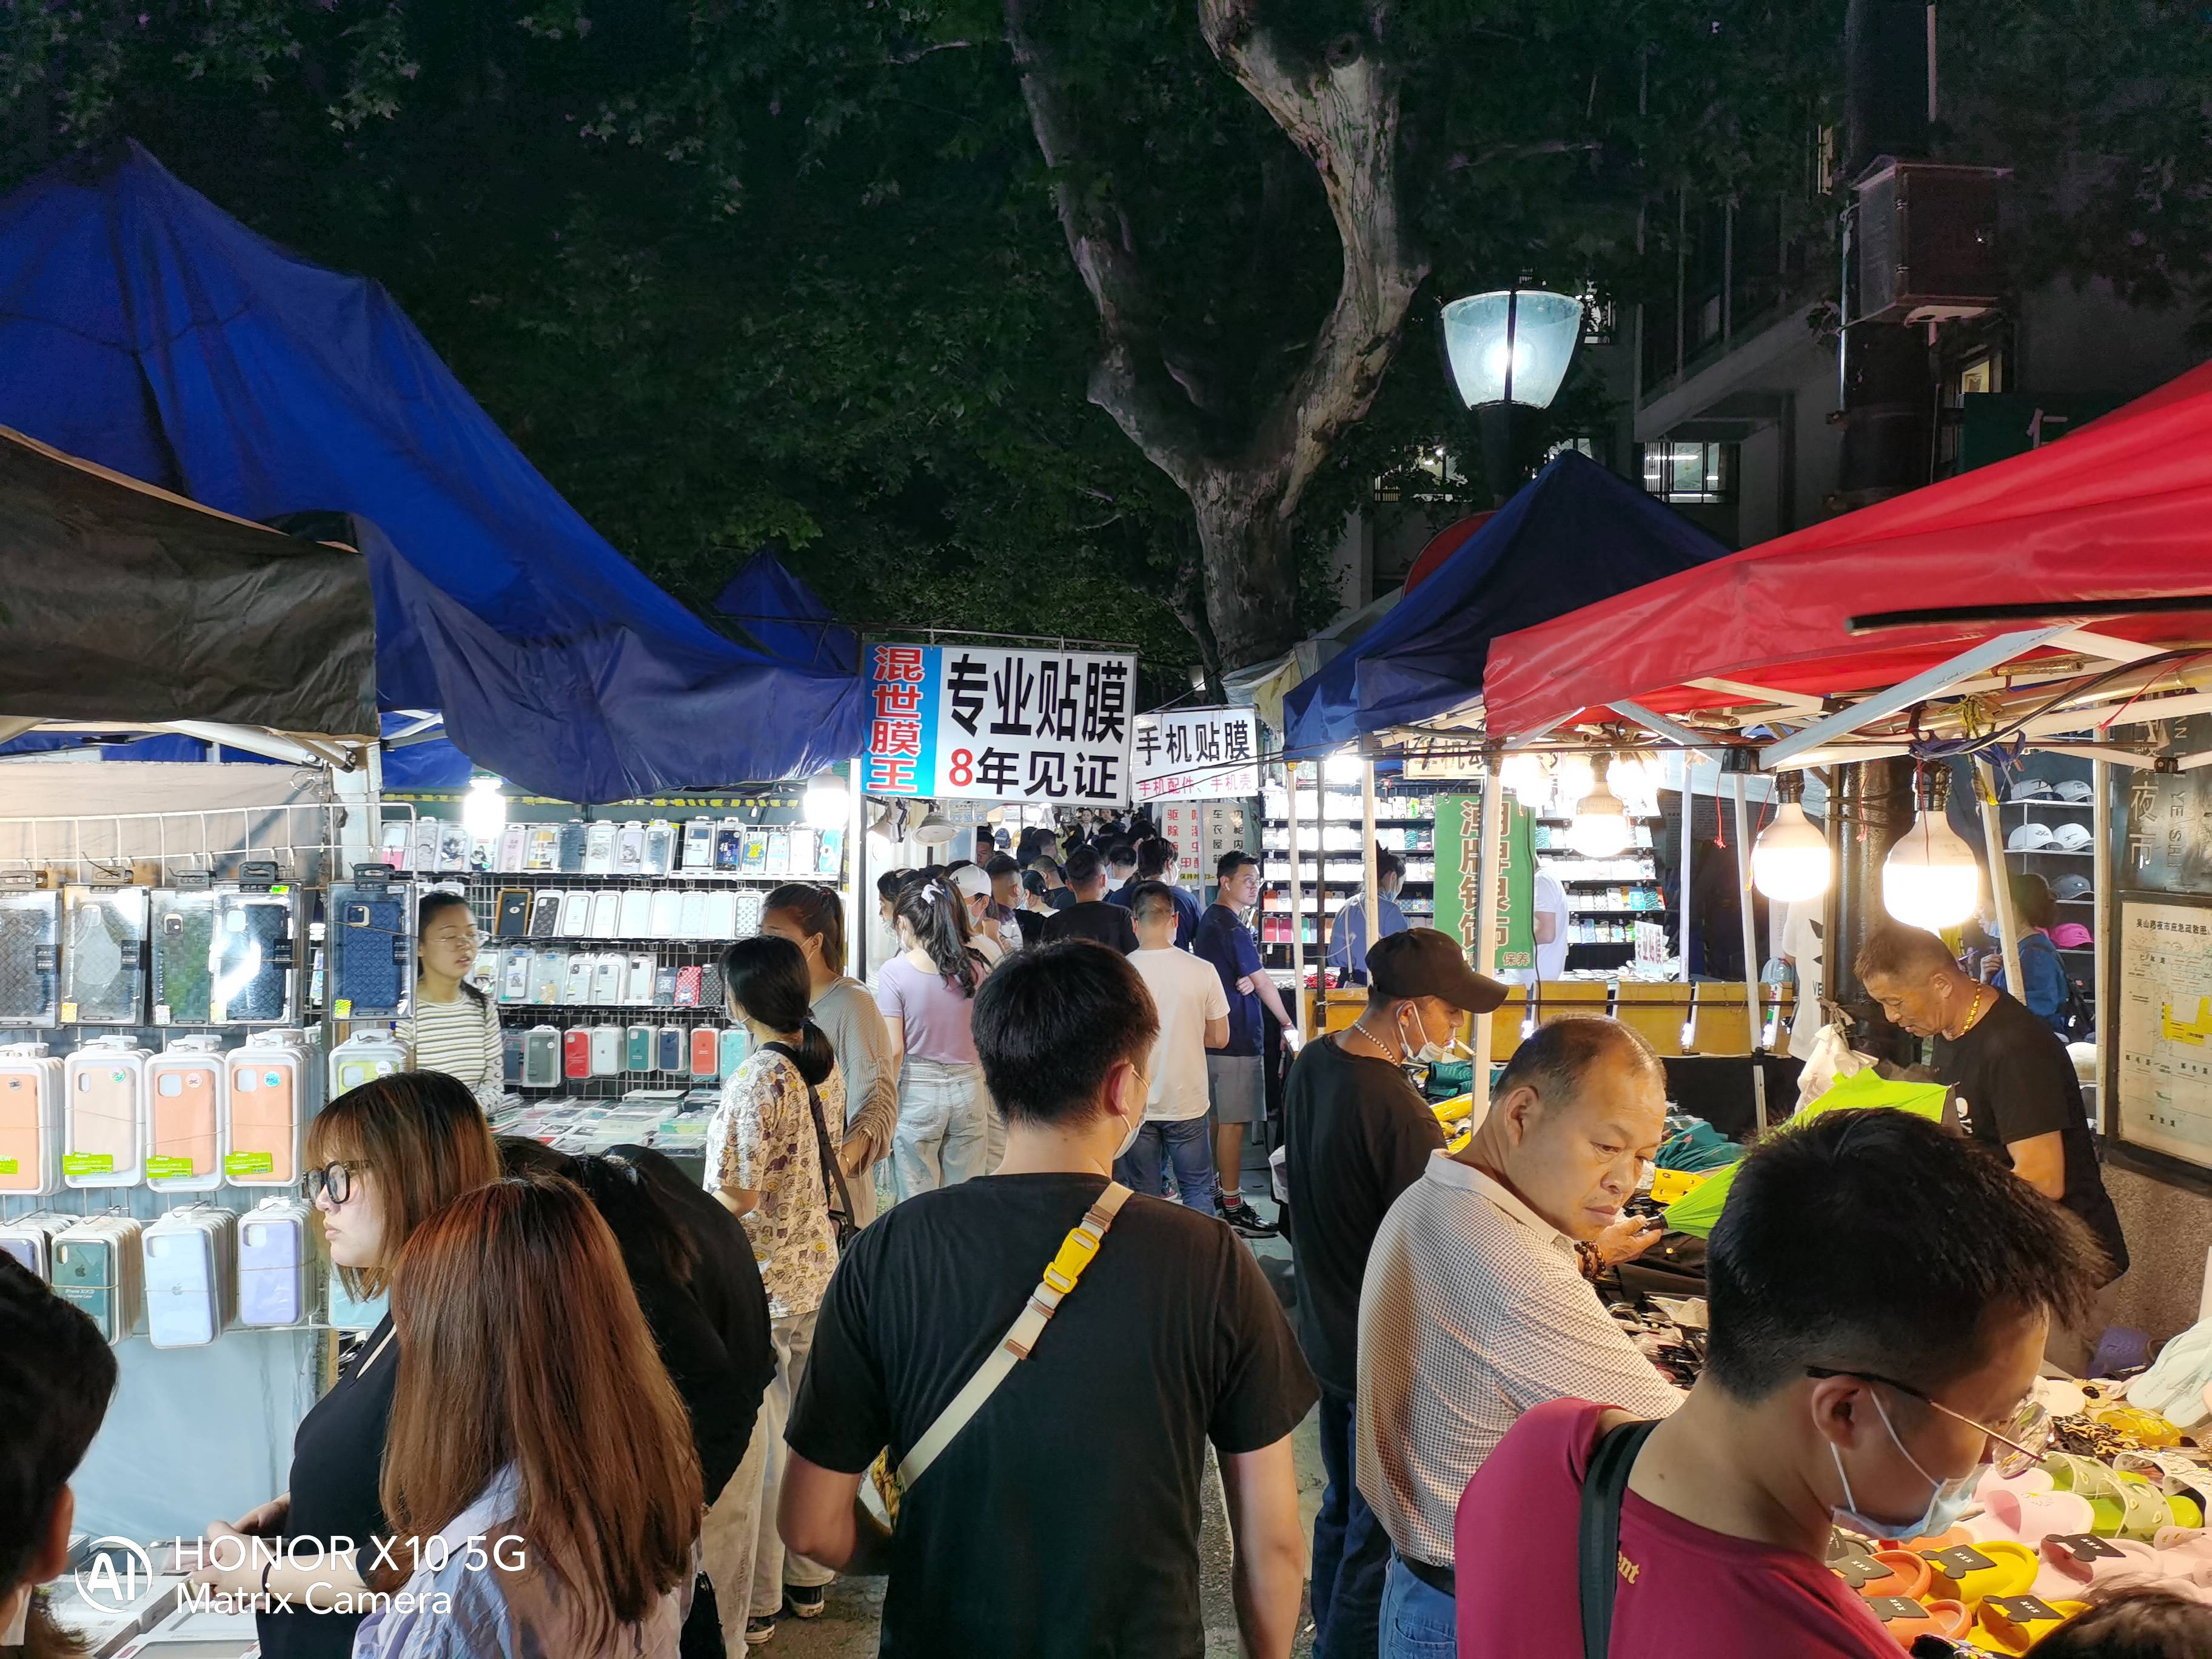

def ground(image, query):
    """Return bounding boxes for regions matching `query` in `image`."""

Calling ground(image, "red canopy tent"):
[1482,358,2212,755]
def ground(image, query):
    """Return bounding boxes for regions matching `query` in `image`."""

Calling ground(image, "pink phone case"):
[150,1064,219,1177]
[72,1070,136,1167]
[228,1059,298,1182]
[0,1075,42,1193]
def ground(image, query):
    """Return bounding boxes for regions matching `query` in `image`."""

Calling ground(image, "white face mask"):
[1112,1066,1147,1160]
[1397,1002,1466,1066]
[1829,1389,1983,1540]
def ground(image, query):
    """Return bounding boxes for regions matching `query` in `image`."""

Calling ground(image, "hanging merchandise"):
[326,874,415,1021]
[146,1035,227,1192]
[522,1026,560,1088]
[142,1204,238,1349]
[61,884,149,1025]
[210,886,299,1024]
[327,1028,408,1097]
[720,1026,751,1078]
[50,1213,146,1344]
[0,887,62,1028]
[62,1034,149,1187]
[237,1197,317,1329]
[223,1029,315,1185]
[150,886,218,1025]
[0,1210,70,1276]
[0,1042,64,1196]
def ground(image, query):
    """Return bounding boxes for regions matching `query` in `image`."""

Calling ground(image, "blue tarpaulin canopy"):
[0,142,867,802]
[1279,452,1729,752]
[714,552,860,674]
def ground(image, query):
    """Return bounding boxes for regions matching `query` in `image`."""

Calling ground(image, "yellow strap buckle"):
[1041,1224,1102,1295]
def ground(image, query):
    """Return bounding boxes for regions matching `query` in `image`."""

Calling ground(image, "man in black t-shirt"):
[1040,843,1140,953]
[780,942,1316,1657]
[1281,927,1507,1659]
[1861,924,2129,1371]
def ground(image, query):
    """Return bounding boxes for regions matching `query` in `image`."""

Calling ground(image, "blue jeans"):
[1115,1117,1216,1212]
[1380,1555,1456,1658]
[1312,1391,1390,1659]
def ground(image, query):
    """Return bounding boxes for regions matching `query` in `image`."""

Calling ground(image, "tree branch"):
[1446,138,1603,172]
[885,40,977,65]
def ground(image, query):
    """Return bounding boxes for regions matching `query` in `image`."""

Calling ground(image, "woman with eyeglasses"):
[352,1175,700,1658]
[185,1071,498,1659]
[399,891,504,1111]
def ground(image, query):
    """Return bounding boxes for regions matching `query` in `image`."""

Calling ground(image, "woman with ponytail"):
[708,934,847,1639]
[876,879,996,1201]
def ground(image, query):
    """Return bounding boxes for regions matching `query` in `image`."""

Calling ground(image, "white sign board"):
[1132,706,1261,802]
[864,645,1136,806]
[2116,897,2212,1170]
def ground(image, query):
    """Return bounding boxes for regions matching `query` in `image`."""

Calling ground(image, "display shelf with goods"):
[1534,815,1675,974]
[1257,773,1437,983]
[1997,779,2101,1039]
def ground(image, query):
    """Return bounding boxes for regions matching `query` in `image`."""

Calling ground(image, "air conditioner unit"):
[1854,161,2006,325]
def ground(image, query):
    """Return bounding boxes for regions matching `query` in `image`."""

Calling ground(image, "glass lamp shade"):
[1882,809,1982,930]
[1751,802,1832,903]
[460,776,508,845]
[1566,786,1634,858]
[803,776,851,831]
[1442,289,1584,409]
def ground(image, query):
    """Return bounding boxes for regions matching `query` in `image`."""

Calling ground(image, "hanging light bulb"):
[1498,752,1549,800]
[1566,752,1634,858]
[1550,752,1594,819]
[1883,773,1981,929]
[1751,777,1832,903]
[803,773,851,830]
[1322,749,1364,787]
[1608,750,1661,817]
[460,775,508,845]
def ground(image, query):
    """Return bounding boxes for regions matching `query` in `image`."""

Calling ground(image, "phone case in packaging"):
[560,956,594,1007]
[649,890,683,939]
[328,880,415,1021]
[61,886,149,1025]
[590,953,625,1005]
[786,829,817,879]
[559,1028,589,1079]
[617,890,652,937]
[690,1027,720,1079]
[0,1211,69,1278]
[734,891,763,938]
[238,1198,316,1328]
[500,949,532,1005]
[623,953,657,1007]
[674,966,702,1009]
[328,1029,409,1098]
[763,831,791,877]
[211,889,297,1024]
[528,950,567,1005]
[652,967,679,1007]
[496,823,530,874]
[503,1029,525,1083]
[144,1205,236,1348]
[682,818,715,871]
[716,820,745,871]
[147,1036,227,1191]
[704,891,740,940]
[557,822,589,874]
[625,1025,655,1071]
[657,1026,686,1073]
[642,822,674,876]
[495,890,532,939]
[150,889,217,1026]
[411,817,443,875]
[438,823,471,874]
[52,1215,144,1343]
[679,891,711,940]
[719,1027,751,1079]
[698,964,725,1011]
[225,1030,313,1186]
[469,948,502,997]
[379,820,413,870]
[523,1027,560,1088]
[589,891,622,940]
[529,891,566,939]
[0,1044,64,1196]
[816,828,845,877]
[615,824,646,877]
[0,890,61,1028]
[590,1025,622,1076]
[62,1036,148,1187]
[526,825,561,871]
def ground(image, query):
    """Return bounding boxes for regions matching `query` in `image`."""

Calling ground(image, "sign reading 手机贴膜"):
[1131,707,1261,802]
[863,645,1136,806]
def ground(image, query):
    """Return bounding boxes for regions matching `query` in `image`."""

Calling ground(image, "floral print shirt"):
[706,1047,846,1320]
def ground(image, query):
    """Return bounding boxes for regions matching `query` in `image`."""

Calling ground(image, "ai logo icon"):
[73,1536,156,1614]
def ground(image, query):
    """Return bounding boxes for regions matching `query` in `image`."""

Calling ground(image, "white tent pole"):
[1732,774,1767,1131]
[1470,771,1504,1127]
[2091,757,2112,1131]
[1974,759,2025,1000]
[1362,758,1381,960]
[1678,780,1694,982]
[1287,757,1308,1038]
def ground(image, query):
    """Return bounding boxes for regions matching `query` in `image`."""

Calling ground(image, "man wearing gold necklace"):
[1859,924,2128,1372]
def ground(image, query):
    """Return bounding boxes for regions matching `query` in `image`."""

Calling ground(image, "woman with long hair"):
[354,1175,700,1657]
[708,934,849,1640]
[0,1259,117,1659]
[400,891,503,1111]
[760,882,897,1226]
[876,879,996,1199]
[184,1072,499,1659]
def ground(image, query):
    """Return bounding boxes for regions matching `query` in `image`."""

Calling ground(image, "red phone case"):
[563,1030,591,1078]
[690,1027,719,1076]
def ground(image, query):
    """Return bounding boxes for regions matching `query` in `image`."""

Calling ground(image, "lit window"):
[1641,441,1736,504]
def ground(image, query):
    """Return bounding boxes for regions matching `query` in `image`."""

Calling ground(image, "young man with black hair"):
[1039,844,1140,953]
[1133,836,1203,947]
[1454,1107,2103,1657]
[1119,880,1231,1210]
[1195,850,1300,1238]
[1102,840,1141,907]
[1024,852,1077,911]
[780,943,1315,1657]
[1326,847,1409,985]
[1858,922,2128,1370]
[1356,1013,1678,1653]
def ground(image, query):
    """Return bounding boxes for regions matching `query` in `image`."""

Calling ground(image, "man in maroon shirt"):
[1456,1108,2102,1657]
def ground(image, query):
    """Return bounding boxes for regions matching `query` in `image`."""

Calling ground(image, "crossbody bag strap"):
[1578,1418,1659,1659]
[896,1181,1133,1492]
[761,1043,856,1238]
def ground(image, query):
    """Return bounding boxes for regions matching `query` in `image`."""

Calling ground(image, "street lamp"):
[1443,287,1585,503]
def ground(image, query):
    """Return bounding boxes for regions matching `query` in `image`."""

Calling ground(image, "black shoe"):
[1219,1194,1279,1238]
[744,1614,777,1646]
[784,1584,826,1620]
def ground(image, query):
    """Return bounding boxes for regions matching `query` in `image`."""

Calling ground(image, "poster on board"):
[862,644,1135,806]
[1431,792,1537,974]
[2114,896,2212,1171]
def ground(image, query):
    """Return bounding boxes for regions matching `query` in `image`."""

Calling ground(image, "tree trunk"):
[1190,474,1299,668]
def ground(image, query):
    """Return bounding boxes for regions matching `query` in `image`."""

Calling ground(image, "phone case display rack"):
[0,799,395,1350]
[1533,815,1674,972]
[1257,776,1438,971]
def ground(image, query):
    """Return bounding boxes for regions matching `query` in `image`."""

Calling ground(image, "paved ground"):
[760,1187,1325,1657]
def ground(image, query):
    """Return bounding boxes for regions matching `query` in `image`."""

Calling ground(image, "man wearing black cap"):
[1282,926,1507,1659]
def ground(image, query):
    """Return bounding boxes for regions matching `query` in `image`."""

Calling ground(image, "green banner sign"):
[1433,792,1536,972]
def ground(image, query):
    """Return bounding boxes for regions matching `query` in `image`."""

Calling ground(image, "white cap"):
[949,864,992,902]
[2051,821,2093,851]
[2056,779,2093,802]
[2007,822,2057,850]
[2008,778,2053,802]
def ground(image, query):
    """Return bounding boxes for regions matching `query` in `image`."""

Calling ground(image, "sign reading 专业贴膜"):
[863,645,1135,806]
[1131,707,1261,802]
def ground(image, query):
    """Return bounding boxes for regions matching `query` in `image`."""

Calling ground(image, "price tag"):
[145,1155,196,1179]
[62,1151,115,1176]
[0,1158,18,1175]
[153,1004,172,1026]
[1986,1595,2065,1624]
[1866,1597,1926,1623]
[2047,1533,2124,1563]
[333,999,354,1019]
[58,1002,77,1024]
[224,1151,276,1178]
[1924,1545,1994,1577]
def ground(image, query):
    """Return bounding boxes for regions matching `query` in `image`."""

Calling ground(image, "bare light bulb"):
[1882,808,1982,930]
[1566,785,1633,858]
[1751,802,1832,903]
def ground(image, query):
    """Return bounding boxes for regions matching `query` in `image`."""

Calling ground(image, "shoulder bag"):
[1579,1417,1660,1659]
[870,1179,1133,1529]
[761,1041,858,1252]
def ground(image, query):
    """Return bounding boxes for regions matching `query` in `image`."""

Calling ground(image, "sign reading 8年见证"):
[862,645,1136,806]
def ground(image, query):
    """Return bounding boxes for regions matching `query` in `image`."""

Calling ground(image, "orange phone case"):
[0,1074,43,1192]
[150,1064,219,1177]
[72,1071,138,1167]
[227,1059,298,1183]
[690,1027,719,1077]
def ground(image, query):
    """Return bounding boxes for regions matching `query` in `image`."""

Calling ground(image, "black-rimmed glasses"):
[303,1161,364,1206]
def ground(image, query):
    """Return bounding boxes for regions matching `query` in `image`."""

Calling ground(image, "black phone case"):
[495,890,531,939]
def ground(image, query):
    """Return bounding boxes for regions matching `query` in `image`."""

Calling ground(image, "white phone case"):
[617,890,652,937]
[589,1025,622,1076]
[705,891,740,940]
[561,957,595,1006]
[624,954,657,1006]
[649,890,683,939]
[590,953,626,1004]
[679,891,712,940]
[589,891,622,939]
[615,825,646,876]
[583,823,618,876]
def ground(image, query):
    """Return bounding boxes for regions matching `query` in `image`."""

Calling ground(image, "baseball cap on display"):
[2052,822,2094,851]
[2007,822,2057,851]
[1367,927,1509,1014]
[2056,779,2094,802]
[2053,874,2094,901]
[2008,778,2054,802]
[2051,922,2093,949]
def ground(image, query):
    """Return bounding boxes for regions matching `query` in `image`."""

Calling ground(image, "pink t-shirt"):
[874,953,980,1065]
[1455,1399,1894,1658]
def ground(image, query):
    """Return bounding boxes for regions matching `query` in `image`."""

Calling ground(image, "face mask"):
[1111,1068,1146,1160]
[1397,1002,1467,1067]
[1829,1389,1983,1540]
